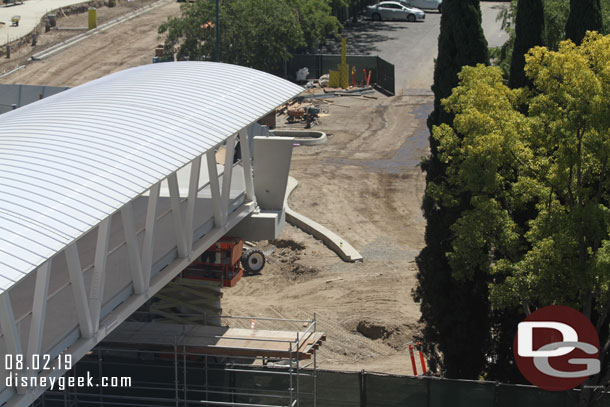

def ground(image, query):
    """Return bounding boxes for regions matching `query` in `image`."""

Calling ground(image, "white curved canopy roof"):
[0,61,302,293]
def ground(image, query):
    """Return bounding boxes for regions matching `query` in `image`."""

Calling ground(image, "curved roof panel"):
[0,61,303,292]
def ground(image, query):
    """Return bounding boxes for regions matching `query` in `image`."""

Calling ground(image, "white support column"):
[142,182,160,285]
[206,149,223,228]
[0,292,22,355]
[0,291,24,394]
[168,172,189,258]
[185,156,202,251]
[121,202,146,294]
[220,134,237,224]
[240,128,256,203]
[90,218,111,332]
[65,243,94,339]
[26,261,51,367]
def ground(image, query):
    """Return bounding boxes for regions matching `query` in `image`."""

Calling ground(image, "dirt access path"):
[223,92,430,375]
[0,0,180,85]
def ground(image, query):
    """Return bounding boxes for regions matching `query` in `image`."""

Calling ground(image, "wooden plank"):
[104,322,324,360]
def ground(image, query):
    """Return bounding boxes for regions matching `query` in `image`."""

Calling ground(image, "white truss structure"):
[0,62,302,406]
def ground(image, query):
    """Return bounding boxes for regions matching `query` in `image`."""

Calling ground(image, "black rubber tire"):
[241,249,265,274]
[372,13,381,21]
[407,14,416,22]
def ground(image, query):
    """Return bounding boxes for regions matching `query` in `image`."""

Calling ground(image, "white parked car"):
[400,0,443,13]
[366,1,426,22]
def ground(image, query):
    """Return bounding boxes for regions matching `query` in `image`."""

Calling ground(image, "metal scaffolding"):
[35,315,321,407]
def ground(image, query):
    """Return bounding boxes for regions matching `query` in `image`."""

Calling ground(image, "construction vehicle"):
[3,0,24,6]
[181,237,265,287]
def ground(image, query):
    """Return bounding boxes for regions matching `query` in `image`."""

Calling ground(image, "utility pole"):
[215,0,220,62]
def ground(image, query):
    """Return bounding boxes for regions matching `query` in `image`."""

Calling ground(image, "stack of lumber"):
[104,322,325,360]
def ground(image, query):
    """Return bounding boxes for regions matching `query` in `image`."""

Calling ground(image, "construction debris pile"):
[276,84,376,129]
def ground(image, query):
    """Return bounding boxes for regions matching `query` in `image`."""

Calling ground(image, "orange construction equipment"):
[182,237,244,287]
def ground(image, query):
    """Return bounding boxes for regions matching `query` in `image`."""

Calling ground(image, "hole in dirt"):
[357,320,392,340]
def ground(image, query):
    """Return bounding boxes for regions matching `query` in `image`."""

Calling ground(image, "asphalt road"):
[324,2,509,92]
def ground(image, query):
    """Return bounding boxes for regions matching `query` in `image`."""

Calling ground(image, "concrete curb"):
[285,176,363,262]
[270,130,327,146]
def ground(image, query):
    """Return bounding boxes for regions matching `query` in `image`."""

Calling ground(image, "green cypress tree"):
[415,0,490,378]
[509,0,545,89]
[565,0,604,44]
[428,0,489,127]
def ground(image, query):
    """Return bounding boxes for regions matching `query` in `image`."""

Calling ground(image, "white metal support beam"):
[185,156,202,252]
[0,292,21,355]
[0,291,24,394]
[220,134,237,224]
[206,149,223,227]
[240,128,256,203]
[90,218,111,333]
[26,261,51,367]
[4,201,258,407]
[65,243,94,338]
[168,172,189,258]
[142,182,160,286]
[121,203,146,294]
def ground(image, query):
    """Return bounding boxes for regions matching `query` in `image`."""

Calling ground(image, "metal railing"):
[38,314,320,407]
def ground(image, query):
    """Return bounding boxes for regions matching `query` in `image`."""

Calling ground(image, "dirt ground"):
[223,92,430,375]
[0,0,179,84]
[0,0,432,375]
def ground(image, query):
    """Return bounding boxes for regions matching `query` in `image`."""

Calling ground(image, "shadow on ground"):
[321,20,409,55]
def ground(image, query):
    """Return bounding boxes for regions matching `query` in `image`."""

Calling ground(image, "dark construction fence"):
[39,357,610,407]
[287,54,395,96]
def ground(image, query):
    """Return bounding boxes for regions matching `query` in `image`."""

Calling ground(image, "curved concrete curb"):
[285,176,363,262]
[270,130,327,146]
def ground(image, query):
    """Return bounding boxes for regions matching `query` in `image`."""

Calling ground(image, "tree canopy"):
[432,32,610,401]
[566,0,604,44]
[429,0,489,127]
[508,0,544,89]
[158,0,342,72]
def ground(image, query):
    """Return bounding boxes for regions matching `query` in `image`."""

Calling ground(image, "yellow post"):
[328,70,340,88]
[88,8,97,30]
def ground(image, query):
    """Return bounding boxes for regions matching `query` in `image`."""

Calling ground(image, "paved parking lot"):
[323,2,509,92]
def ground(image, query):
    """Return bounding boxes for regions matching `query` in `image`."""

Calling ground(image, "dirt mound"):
[272,239,306,251]
[291,263,319,276]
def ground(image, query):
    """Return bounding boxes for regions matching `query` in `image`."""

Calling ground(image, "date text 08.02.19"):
[4,354,72,371]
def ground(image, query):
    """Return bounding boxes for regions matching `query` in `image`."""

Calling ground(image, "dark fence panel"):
[495,383,579,407]
[376,56,395,96]
[41,360,610,407]
[429,378,495,407]
[0,84,69,114]
[287,54,395,95]
[366,373,427,407]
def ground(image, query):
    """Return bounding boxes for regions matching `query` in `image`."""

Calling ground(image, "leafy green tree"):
[415,0,490,379]
[509,0,544,88]
[158,0,341,72]
[290,0,342,52]
[432,32,610,404]
[565,0,604,44]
